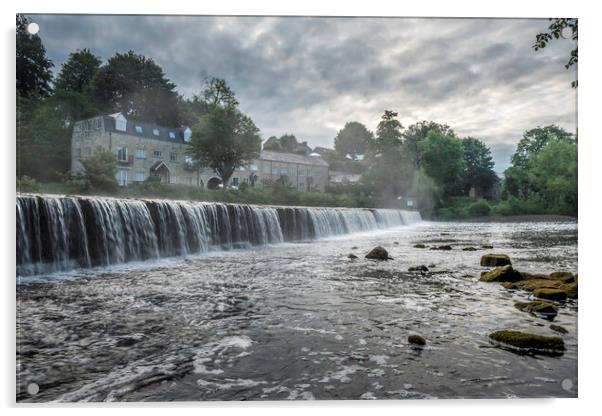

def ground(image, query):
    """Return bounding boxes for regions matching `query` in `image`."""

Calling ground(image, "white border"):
[2,1,600,415]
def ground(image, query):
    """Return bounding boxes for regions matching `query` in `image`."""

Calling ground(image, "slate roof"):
[102,114,187,144]
[260,150,329,167]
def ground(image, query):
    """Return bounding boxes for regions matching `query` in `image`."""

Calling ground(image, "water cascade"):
[16,195,421,276]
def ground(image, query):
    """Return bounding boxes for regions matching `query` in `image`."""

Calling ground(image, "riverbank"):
[437,214,577,223]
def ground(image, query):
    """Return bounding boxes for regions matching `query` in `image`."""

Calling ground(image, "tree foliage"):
[403,121,454,169]
[90,51,181,126]
[419,130,465,198]
[511,125,575,168]
[16,14,54,98]
[533,18,578,88]
[461,137,498,196]
[76,148,118,192]
[334,121,373,160]
[55,48,102,93]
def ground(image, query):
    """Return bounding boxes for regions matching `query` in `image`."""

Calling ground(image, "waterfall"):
[16,195,421,277]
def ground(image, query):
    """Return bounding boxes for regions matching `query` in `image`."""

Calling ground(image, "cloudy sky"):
[29,14,577,172]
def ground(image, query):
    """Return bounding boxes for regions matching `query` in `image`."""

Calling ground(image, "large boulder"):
[533,288,568,301]
[489,330,565,355]
[365,246,393,260]
[503,278,562,291]
[408,335,426,346]
[479,265,522,283]
[550,272,576,284]
[480,254,511,267]
[514,301,558,317]
[559,282,578,299]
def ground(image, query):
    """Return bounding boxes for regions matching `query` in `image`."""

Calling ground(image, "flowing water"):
[16,195,577,402]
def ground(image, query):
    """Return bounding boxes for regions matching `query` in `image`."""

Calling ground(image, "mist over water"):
[16,196,577,402]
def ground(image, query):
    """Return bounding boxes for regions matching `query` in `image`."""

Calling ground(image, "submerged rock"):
[408,265,429,272]
[351,246,359,250]
[393,242,399,245]
[431,245,452,251]
[514,301,558,317]
[408,335,426,346]
[462,247,478,251]
[550,324,569,334]
[489,330,565,355]
[347,253,358,259]
[533,288,568,301]
[413,244,426,249]
[560,282,578,299]
[480,253,511,267]
[479,265,522,283]
[482,244,494,249]
[365,246,393,260]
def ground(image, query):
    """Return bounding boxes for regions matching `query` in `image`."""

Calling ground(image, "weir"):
[16,195,422,276]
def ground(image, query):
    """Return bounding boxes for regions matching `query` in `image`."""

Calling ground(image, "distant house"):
[71,113,329,192]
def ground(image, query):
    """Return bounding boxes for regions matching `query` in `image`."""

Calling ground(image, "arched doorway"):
[207,177,222,190]
[150,161,171,184]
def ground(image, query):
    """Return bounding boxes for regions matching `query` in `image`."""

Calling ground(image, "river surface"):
[16,220,578,402]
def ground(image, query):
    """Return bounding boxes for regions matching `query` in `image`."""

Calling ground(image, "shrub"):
[467,199,491,217]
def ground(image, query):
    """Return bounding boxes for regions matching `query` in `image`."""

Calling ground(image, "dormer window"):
[169,131,176,140]
[183,127,192,142]
[135,125,143,134]
[153,128,160,136]
[114,113,127,131]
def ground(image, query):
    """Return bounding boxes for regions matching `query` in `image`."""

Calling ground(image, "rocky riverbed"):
[17,220,577,401]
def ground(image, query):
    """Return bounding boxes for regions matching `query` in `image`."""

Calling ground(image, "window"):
[170,152,178,162]
[75,148,82,158]
[116,169,128,187]
[280,167,289,175]
[152,128,160,136]
[135,148,146,159]
[135,171,145,182]
[168,131,176,140]
[170,176,178,184]
[250,164,258,171]
[184,156,193,165]
[272,167,279,174]
[153,150,162,158]
[232,177,239,186]
[135,125,143,134]
[183,128,192,142]
[115,115,126,131]
[299,182,304,188]
[117,147,128,162]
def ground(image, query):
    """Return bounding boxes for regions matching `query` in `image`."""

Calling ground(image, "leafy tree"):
[511,125,574,168]
[188,106,261,187]
[409,168,440,214]
[403,121,454,168]
[202,77,239,109]
[334,121,373,160]
[90,51,181,126]
[533,18,578,88]
[16,14,53,98]
[55,48,102,93]
[77,148,118,192]
[280,134,299,152]
[419,129,465,198]
[461,137,498,196]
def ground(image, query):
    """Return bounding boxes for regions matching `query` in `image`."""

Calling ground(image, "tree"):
[188,106,261,187]
[78,149,118,192]
[280,134,299,152]
[334,122,373,160]
[403,121,454,168]
[55,48,102,93]
[16,14,53,98]
[202,77,239,109]
[419,129,465,198]
[533,18,578,88]
[461,137,498,197]
[511,125,574,168]
[90,51,181,126]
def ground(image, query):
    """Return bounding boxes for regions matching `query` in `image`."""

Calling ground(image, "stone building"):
[71,113,329,192]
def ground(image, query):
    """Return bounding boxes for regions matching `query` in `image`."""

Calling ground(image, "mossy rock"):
[348,253,358,259]
[408,265,429,272]
[489,330,565,355]
[408,335,426,345]
[431,245,452,251]
[479,265,522,283]
[533,288,568,301]
[506,279,562,291]
[462,247,478,251]
[482,244,494,249]
[549,271,575,284]
[480,253,511,267]
[413,244,426,249]
[514,301,558,317]
[550,324,569,334]
[559,282,578,299]
[365,246,393,260]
